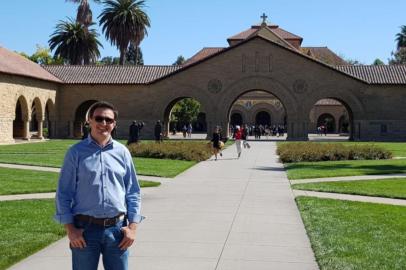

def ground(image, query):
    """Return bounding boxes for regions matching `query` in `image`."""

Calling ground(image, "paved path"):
[291,173,406,184]
[293,190,406,206]
[9,142,318,270]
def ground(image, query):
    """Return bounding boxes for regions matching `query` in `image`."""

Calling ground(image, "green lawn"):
[292,178,406,199]
[0,167,160,195]
[0,140,195,177]
[285,159,406,179]
[0,199,66,270]
[296,197,406,270]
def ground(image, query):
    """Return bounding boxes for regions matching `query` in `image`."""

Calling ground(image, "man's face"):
[88,108,116,139]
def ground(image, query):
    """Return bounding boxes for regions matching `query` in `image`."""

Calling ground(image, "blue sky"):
[0,0,404,65]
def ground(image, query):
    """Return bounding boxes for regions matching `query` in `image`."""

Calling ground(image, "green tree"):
[99,0,150,65]
[171,98,201,128]
[173,55,185,66]
[66,0,101,26]
[389,48,406,65]
[98,56,120,65]
[126,43,144,65]
[49,18,102,65]
[395,25,406,49]
[372,58,384,65]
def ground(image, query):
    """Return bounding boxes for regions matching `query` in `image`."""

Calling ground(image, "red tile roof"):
[335,65,406,84]
[43,65,181,84]
[301,47,347,65]
[228,24,303,42]
[183,47,225,66]
[0,47,62,83]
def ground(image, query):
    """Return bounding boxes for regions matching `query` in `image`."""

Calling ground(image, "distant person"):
[182,125,187,138]
[81,122,90,140]
[154,120,162,142]
[242,124,250,149]
[211,126,223,161]
[127,120,144,145]
[234,125,243,158]
[187,123,193,138]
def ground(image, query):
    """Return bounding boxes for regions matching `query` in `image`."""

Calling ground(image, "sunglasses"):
[93,116,115,124]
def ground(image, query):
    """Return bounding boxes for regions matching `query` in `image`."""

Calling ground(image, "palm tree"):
[396,25,406,49]
[66,0,101,26]
[99,0,150,65]
[49,18,102,64]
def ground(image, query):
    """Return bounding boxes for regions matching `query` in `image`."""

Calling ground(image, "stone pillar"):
[23,120,30,140]
[68,121,74,138]
[287,120,309,141]
[37,120,44,139]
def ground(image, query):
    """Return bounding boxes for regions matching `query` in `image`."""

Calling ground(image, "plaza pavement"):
[8,141,319,270]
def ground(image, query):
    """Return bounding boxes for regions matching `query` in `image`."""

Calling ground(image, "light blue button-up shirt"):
[54,136,143,224]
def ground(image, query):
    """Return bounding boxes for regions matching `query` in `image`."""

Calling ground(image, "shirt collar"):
[86,135,114,148]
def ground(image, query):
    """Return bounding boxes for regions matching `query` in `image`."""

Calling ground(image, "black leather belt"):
[75,214,125,227]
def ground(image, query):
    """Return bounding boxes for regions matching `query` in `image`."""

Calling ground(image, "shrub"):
[128,141,213,161]
[277,143,392,163]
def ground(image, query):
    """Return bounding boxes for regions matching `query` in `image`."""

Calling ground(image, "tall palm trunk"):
[119,47,126,65]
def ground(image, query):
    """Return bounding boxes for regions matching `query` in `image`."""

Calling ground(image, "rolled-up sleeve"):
[54,148,77,224]
[124,149,144,223]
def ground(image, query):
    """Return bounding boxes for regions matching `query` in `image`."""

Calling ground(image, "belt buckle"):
[103,218,110,227]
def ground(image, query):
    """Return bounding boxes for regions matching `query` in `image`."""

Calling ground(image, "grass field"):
[0,199,66,270]
[0,167,160,195]
[296,197,406,270]
[285,158,406,179]
[0,140,196,177]
[292,178,406,199]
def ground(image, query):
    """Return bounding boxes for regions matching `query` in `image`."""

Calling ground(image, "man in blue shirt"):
[55,101,143,270]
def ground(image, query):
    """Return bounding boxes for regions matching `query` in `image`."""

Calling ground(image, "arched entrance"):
[74,100,97,138]
[45,99,56,138]
[308,98,353,140]
[230,112,243,126]
[255,111,271,126]
[227,90,287,140]
[13,96,29,139]
[164,97,206,139]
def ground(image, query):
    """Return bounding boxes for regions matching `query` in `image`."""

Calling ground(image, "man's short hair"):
[87,101,118,120]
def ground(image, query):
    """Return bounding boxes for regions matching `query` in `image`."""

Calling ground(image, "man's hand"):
[65,224,86,249]
[118,223,137,250]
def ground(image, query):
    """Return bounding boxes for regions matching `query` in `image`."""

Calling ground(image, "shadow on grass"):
[253,166,286,172]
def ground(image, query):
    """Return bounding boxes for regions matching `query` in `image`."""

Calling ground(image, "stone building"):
[1,19,406,143]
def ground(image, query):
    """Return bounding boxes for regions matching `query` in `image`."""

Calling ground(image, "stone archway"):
[30,97,44,138]
[255,111,271,126]
[13,96,30,139]
[230,112,243,126]
[45,99,56,138]
[317,113,336,133]
[74,100,97,138]
[217,76,301,140]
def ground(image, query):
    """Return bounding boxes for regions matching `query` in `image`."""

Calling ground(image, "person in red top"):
[234,125,243,158]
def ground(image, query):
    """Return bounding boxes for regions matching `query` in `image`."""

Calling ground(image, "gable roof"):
[0,47,62,83]
[43,65,181,84]
[183,47,225,66]
[228,24,303,45]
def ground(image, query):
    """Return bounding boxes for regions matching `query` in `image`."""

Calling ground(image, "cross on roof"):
[260,13,268,24]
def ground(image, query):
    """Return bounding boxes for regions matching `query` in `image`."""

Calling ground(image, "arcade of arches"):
[1,19,406,143]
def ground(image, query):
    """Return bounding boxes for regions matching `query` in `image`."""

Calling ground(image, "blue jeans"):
[71,219,128,270]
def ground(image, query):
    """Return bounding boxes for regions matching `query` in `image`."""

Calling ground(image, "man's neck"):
[90,134,111,147]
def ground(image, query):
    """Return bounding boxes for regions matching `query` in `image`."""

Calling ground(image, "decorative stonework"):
[293,79,308,94]
[207,79,222,94]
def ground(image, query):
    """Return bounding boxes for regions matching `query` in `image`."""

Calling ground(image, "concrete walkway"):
[293,190,406,206]
[8,142,318,270]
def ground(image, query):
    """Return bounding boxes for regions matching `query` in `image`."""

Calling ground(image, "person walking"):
[234,125,243,158]
[127,120,144,145]
[242,124,250,149]
[211,126,223,161]
[154,120,163,142]
[187,123,193,138]
[54,101,143,270]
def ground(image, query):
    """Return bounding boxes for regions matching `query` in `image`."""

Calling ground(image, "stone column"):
[68,121,74,138]
[37,120,44,139]
[287,120,309,141]
[23,120,30,140]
